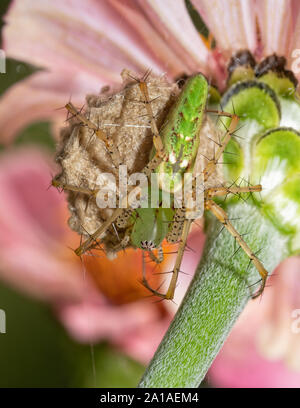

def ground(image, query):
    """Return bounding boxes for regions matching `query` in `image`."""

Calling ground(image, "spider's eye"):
[141,240,156,250]
[140,240,147,249]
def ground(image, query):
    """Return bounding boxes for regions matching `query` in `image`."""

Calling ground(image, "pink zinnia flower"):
[0,0,300,386]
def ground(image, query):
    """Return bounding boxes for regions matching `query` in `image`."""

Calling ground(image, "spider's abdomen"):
[130,207,174,250]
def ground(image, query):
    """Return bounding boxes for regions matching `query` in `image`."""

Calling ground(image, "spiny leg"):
[165,219,192,299]
[75,146,169,255]
[205,199,267,298]
[205,184,262,199]
[65,102,122,168]
[111,228,131,252]
[127,70,166,159]
[202,111,239,181]
[142,208,187,297]
[166,208,186,243]
[75,208,124,256]
[75,76,169,256]
[66,103,137,227]
[143,208,186,297]
[205,109,238,118]
[115,208,135,229]
[53,118,127,255]
[142,219,192,299]
[147,246,164,264]
[159,182,201,299]
[52,179,98,196]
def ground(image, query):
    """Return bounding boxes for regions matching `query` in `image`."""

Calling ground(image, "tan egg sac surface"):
[54,70,223,255]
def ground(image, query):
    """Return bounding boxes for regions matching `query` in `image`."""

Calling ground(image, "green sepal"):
[208,85,221,104]
[252,127,300,237]
[258,71,296,98]
[221,80,281,130]
[219,80,281,181]
[227,66,255,87]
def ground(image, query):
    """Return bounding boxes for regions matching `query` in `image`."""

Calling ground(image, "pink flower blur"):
[209,258,300,387]
[0,147,181,363]
[0,0,299,386]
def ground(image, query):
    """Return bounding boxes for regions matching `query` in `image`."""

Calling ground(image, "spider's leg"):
[165,219,192,299]
[111,231,131,252]
[161,176,203,299]
[166,208,186,243]
[75,72,181,257]
[75,208,124,256]
[202,111,239,181]
[128,72,166,160]
[75,146,166,256]
[115,208,135,228]
[52,177,131,256]
[65,102,122,168]
[52,179,98,196]
[206,184,262,198]
[147,245,164,264]
[205,199,267,298]
[75,74,172,256]
[142,218,192,299]
[205,109,237,118]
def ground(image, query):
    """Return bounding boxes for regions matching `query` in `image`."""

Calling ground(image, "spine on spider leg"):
[139,202,289,388]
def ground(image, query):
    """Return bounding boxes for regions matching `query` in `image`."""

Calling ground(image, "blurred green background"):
[0,0,144,387]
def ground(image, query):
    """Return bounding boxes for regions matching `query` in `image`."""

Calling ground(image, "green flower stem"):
[138,202,289,388]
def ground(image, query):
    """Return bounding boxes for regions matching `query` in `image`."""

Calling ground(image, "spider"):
[52,69,267,300]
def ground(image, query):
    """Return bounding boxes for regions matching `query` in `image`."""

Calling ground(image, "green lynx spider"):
[53,71,267,300]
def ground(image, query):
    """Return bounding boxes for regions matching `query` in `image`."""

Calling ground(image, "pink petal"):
[0,71,99,143]
[59,232,206,358]
[3,0,177,82]
[256,258,300,364]
[209,258,300,387]
[191,0,257,56]
[289,6,300,79]
[0,148,96,301]
[255,0,294,58]
[210,340,300,388]
[0,147,172,357]
[58,299,170,358]
[134,0,209,74]
[0,242,93,302]
[116,314,171,363]
[106,0,188,78]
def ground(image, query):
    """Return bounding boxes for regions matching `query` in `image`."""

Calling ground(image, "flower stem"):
[138,202,289,388]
